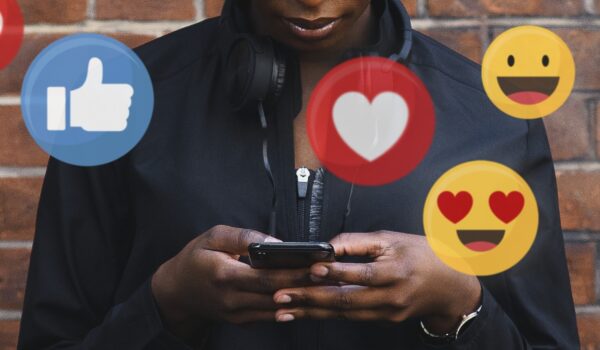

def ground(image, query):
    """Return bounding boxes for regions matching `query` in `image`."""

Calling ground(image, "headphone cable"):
[258,102,278,236]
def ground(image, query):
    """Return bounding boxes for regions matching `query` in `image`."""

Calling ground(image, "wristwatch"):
[420,304,483,344]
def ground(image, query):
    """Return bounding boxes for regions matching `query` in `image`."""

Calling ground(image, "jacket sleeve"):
[420,119,580,349]
[18,158,194,349]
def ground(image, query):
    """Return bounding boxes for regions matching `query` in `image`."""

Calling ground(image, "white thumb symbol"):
[83,57,104,86]
[0,12,4,36]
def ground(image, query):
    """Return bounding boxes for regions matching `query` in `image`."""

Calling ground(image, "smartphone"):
[248,242,335,269]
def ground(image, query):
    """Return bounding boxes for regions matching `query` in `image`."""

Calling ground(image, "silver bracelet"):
[420,304,483,341]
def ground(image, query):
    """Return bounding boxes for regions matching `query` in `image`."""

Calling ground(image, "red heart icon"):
[489,191,525,223]
[437,191,473,224]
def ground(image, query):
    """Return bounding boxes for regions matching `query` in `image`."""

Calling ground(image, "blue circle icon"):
[21,33,154,166]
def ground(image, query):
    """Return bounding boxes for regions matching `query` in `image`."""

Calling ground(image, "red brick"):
[0,178,43,241]
[565,242,597,305]
[556,171,600,231]
[553,29,600,90]
[0,321,19,350]
[0,249,30,309]
[420,29,483,63]
[544,94,593,161]
[577,312,600,350]
[18,0,87,24]
[0,106,48,167]
[96,0,196,21]
[403,0,418,16]
[0,33,154,95]
[203,0,417,19]
[428,0,583,17]
[204,0,223,18]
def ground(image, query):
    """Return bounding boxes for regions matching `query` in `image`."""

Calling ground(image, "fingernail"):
[277,314,295,322]
[276,295,292,304]
[312,265,329,277]
[265,236,282,243]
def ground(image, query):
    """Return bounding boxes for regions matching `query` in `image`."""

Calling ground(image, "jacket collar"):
[219,0,412,63]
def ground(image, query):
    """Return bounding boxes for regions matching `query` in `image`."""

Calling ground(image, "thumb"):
[329,232,388,258]
[204,226,281,255]
[83,57,103,85]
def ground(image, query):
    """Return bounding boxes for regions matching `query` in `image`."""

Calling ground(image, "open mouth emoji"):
[456,230,505,252]
[497,77,559,105]
[481,26,575,119]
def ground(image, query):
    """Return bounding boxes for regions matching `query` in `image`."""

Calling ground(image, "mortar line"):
[584,0,597,15]
[195,0,206,21]
[0,241,33,249]
[87,0,96,19]
[0,310,21,321]
[0,167,46,178]
[554,161,600,171]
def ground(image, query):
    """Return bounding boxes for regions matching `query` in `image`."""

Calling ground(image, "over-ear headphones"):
[224,34,287,111]
[222,0,413,112]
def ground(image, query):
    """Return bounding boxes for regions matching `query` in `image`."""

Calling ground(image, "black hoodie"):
[18,0,580,349]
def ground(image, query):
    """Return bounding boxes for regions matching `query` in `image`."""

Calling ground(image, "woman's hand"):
[273,231,482,333]
[151,225,315,343]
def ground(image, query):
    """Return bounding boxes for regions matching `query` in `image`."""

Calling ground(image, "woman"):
[19,0,579,349]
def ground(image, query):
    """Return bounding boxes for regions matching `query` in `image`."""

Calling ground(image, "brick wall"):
[0,0,598,348]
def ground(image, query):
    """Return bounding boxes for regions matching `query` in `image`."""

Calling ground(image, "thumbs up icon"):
[47,57,134,132]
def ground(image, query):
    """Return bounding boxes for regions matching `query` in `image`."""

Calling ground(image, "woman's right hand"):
[151,225,314,342]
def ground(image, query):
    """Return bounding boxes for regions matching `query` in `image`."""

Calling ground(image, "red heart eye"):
[437,191,473,224]
[489,191,525,223]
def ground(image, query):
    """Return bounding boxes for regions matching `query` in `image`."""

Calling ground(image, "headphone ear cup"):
[225,35,287,111]
[268,49,287,102]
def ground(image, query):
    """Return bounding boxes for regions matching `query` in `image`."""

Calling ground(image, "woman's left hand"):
[273,231,482,333]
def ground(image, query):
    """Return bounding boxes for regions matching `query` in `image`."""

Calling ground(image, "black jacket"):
[19,1,580,349]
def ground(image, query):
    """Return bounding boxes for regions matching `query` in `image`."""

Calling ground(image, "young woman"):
[19,0,579,349]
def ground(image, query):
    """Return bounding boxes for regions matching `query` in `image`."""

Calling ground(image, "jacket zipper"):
[296,167,310,241]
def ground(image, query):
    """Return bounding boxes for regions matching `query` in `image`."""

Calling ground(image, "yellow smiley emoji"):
[423,161,539,276]
[482,26,575,119]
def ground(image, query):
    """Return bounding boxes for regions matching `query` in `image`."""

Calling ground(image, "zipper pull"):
[296,167,310,199]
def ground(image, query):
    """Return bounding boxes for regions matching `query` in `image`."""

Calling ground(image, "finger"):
[329,232,391,257]
[84,57,104,85]
[229,264,314,293]
[224,291,279,311]
[225,310,276,324]
[275,307,390,322]
[311,261,397,286]
[274,285,391,309]
[202,225,280,255]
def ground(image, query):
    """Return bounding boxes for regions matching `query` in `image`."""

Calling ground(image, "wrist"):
[423,277,482,333]
[151,263,194,335]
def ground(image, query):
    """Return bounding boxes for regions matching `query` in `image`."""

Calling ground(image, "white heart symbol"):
[333,91,409,162]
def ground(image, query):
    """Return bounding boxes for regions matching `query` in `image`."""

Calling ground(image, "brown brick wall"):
[0,0,598,348]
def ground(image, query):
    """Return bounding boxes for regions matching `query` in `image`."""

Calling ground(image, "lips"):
[457,230,505,252]
[283,17,339,41]
[497,77,559,105]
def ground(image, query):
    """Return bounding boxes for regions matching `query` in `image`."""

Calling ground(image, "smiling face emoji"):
[423,161,539,276]
[482,26,575,119]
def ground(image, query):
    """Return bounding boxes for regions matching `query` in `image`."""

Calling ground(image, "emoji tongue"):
[508,91,549,105]
[465,241,498,252]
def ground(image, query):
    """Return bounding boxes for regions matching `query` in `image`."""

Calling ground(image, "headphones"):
[222,0,414,112]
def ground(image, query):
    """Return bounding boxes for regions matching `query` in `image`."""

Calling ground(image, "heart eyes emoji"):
[437,191,524,224]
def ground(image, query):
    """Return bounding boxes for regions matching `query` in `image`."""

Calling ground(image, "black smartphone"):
[248,242,335,269]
